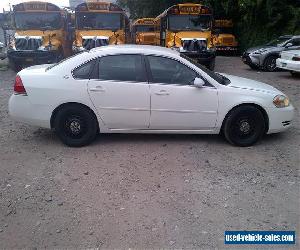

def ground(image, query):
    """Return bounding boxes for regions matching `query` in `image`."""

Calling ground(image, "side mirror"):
[194,77,205,88]
[285,42,293,48]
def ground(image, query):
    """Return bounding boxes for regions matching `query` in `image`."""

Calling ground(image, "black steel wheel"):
[53,104,98,147]
[224,105,266,147]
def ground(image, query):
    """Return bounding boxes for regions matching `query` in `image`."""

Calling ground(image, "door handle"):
[155,90,169,96]
[89,86,105,92]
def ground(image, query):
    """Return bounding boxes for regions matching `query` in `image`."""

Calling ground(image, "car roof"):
[90,45,179,57]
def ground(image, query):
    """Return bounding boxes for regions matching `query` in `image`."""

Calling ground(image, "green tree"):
[117,0,300,50]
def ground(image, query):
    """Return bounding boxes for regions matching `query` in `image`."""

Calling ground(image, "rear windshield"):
[46,52,86,71]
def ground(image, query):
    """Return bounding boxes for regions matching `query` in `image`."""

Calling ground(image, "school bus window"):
[134,25,155,32]
[76,12,123,30]
[14,12,62,30]
[168,15,211,31]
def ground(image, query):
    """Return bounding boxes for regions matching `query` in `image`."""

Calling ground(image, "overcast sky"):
[0,0,117,11]
[0,0,71,12]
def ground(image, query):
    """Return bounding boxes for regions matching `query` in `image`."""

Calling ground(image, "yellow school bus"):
[154,3,216,70]
[213,19,238,53]
[131,18,156,45]
[73,1,130,52]
[8,1,73,71]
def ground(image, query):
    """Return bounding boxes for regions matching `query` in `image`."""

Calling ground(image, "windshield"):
[76,12,123,30]
[216,27,233,34]
[266,37,290,46]
[14,12,62,30]
[181,54,231,85]
[134,25,155,32]
[168,15,212,31]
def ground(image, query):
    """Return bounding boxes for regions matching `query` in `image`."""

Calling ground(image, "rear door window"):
[73,59,96,79]
[97,54,147,82]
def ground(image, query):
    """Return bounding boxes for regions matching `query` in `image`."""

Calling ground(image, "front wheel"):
[263,55,278,72]
[223,105,266,147]
[291,71,300,77]
[53,104,98,147]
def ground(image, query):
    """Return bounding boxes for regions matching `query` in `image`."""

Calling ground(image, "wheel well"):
[221,103,269,134]
[263,54,278,64]
[50,102,99,130]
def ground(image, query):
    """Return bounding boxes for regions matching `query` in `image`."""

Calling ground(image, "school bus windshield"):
[168,15,211,31]
[76,12,123,30]
[14,12,62,30]
[135,25,155,32]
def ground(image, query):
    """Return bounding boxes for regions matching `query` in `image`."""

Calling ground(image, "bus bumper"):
[181,50,216,66]
[216,46,238,51]
[7,50,60,66]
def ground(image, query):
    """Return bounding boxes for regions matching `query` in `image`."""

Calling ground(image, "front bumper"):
[241,52,262,67]
[8,50,59,65]
[276,58,300,72]
[266,105,295,134]
[181,50,216,65]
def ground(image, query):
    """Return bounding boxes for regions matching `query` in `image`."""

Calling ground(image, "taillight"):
[14,75,27,95]
[292,56,300,61]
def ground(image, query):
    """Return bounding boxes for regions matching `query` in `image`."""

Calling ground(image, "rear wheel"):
[223,105,266,147]
[263,55,277,72]
[53,104,98,147]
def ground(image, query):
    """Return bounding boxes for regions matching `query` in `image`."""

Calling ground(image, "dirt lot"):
[0,57,299,249]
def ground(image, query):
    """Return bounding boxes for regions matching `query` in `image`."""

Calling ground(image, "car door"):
[147,55,218,130]
[87,54,150,129]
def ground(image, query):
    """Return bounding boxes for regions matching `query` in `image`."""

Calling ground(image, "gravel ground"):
[0,57,299,249]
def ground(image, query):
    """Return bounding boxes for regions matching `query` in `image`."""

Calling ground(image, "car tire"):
[290,71,300,77]
[249,64,259,70]
[53,104,98,147]
[263,55,278,72]
[223,105,266,147]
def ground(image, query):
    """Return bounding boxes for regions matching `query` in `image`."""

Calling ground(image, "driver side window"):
[147,56,197,85]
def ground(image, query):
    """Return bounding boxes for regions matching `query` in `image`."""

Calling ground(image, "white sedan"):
[9,45,294,147]
[277,50,300,76]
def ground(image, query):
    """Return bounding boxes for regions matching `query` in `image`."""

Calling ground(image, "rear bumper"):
[266,105,295,134]
[9,94,51,129]
[276,58,300,72]
[8,50,59,65]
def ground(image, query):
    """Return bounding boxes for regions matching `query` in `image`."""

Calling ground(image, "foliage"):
[117,0,300,50]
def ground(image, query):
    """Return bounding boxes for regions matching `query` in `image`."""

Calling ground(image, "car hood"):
[222,74,281,95]
[246,45,282,54]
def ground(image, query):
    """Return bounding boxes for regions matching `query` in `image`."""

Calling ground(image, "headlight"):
[72,46,86,53]
[273,95,290,108]
[207,47,216,52]
[171,46,180,52]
